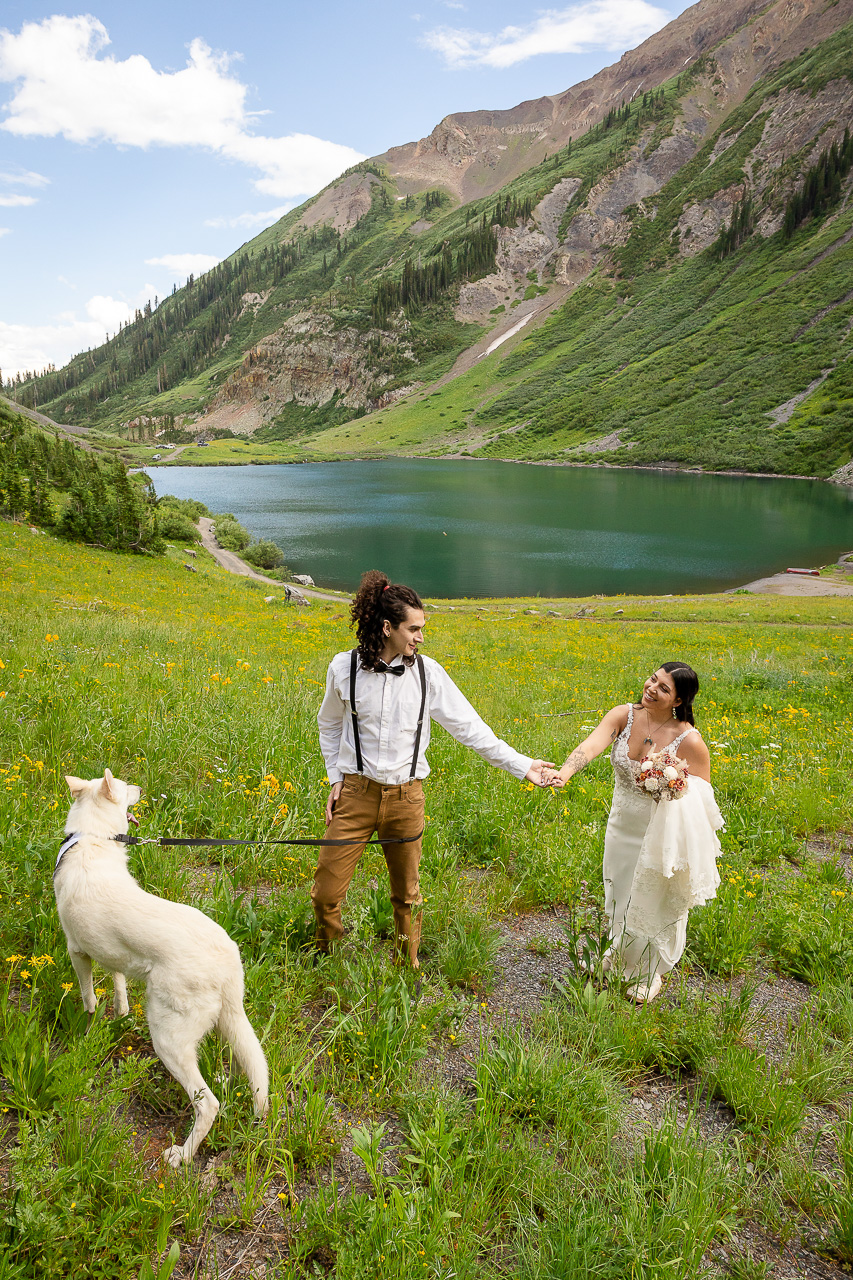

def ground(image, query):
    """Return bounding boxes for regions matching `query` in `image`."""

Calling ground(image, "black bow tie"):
[375,661,405,676]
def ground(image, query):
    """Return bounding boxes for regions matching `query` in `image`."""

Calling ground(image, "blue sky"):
[0,0,690,380]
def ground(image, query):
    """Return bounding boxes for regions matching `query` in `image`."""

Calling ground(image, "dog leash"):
[54,829,423,877]
[112,833,423,848]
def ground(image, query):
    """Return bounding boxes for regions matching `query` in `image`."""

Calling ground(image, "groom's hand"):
[525,760,556,787]
[325,781,343,826]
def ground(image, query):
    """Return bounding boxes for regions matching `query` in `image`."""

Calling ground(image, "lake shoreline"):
[148,452,833,485]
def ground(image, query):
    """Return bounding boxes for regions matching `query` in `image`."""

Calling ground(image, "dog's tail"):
[217,981,269,1117]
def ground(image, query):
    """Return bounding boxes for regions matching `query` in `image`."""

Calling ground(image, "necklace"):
[642,708,671,747]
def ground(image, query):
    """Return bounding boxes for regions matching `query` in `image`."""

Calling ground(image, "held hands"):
[525,760,558,788]
[325,781,343,826]
[540,767,566,789]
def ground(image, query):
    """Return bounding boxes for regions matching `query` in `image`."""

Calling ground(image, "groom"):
[313,570,553,966]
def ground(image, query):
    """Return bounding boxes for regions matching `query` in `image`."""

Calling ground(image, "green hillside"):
[0,400,166,552]
[314,197,853,476]
[308,29,853,476]
[4,171,495,431]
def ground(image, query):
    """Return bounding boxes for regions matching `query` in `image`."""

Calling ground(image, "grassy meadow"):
[1,520,853,1278]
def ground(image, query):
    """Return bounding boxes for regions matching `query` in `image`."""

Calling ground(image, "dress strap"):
[625,702,634,731]
[670,725,697,752]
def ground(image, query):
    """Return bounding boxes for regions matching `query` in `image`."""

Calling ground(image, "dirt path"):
[742,574,853,596]
[4,394,196,466]
[741,560,853,595]
[151,445,192,462]
[1,394,96,448]
[196,518,346,603]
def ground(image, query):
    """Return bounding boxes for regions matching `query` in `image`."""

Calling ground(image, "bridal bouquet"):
[636,750,689,802]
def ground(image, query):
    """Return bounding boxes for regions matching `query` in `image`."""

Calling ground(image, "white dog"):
[54,768,269,1167]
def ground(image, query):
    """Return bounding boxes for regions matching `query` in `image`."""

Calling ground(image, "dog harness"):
[54,833,81,876]
[54,832,131,879]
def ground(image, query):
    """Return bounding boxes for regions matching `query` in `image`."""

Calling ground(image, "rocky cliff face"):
[455,41,853,323]
[194,311,416,436]
[296,171,383,234]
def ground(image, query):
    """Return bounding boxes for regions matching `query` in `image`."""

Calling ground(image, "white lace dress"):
[604,704,724,983]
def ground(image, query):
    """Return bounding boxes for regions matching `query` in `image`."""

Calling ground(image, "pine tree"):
[783,132,853,239]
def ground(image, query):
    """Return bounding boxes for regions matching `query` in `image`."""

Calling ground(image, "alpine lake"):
[148,459,853,598]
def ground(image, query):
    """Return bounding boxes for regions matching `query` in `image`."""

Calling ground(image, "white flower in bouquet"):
[635,749,689,802]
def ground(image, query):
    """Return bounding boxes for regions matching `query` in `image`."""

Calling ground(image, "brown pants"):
[311,775,425,962]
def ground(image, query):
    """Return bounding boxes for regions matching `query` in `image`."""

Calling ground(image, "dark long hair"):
[659,661,699,725]
[351,570,423,671]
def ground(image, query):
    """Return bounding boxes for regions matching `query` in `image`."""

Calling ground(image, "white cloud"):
[145,253,222,277]
[423,0,670,68]
[0,15,365,200]
[86,294,134,332]
[0,293,135,378]
[0,193,37,206]
[0,227,10,238]
[0,168,49,186]
[234,134,361,200]
[204,204,293,230]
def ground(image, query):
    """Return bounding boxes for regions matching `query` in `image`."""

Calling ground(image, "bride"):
[545,663,723,1003]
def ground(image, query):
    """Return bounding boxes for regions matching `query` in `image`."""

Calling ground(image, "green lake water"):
[149,460,853,597]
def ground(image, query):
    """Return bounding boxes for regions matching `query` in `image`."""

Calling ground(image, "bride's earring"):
[672,708,677,719]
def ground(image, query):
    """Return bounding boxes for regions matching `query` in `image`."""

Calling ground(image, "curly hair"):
[350,570,423,671]
[659,661,699,725]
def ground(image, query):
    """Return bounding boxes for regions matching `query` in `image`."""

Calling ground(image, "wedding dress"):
[603,704,723,983]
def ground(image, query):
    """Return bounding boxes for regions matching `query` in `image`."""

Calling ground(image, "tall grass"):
[0,523,851,1274]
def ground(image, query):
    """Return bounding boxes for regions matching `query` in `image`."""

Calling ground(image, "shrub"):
[157,510,200,542]
[212,515,250,551]
[243,539,285,569]
[157,495,210,520]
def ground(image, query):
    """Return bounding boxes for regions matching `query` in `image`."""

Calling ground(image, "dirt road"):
[2,394,96,448]
[196,518,346,603]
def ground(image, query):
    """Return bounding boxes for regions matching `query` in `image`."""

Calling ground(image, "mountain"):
[8,0,853,478]
[376,0,845,201]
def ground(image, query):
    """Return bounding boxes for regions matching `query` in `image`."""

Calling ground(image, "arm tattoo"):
[566,747,589,778]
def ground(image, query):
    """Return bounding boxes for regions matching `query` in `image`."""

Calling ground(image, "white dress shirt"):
[318,650,533,786]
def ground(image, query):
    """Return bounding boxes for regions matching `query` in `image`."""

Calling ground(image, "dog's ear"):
[100,768,118,802]
[127,785,142,805]
[65,775,87,798]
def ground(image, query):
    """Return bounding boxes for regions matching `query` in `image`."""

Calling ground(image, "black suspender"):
[410,654,427,781]
[349,650,427,780]
[349,648,363,774]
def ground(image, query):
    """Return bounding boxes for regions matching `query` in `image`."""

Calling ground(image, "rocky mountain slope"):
[8,0,853,477]
[377,0,848,202]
